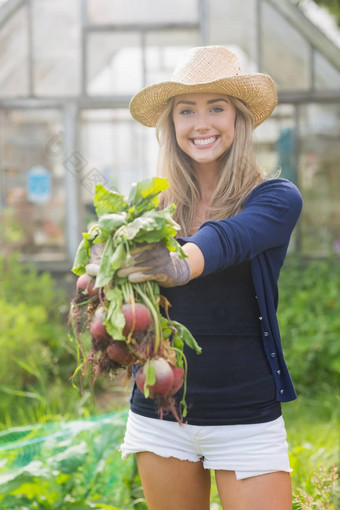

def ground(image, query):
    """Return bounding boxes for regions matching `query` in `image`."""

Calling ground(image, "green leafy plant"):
[293,465,339,510]
[0,411,145,509]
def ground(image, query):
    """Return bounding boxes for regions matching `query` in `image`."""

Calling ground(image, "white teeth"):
[192,136,217,146]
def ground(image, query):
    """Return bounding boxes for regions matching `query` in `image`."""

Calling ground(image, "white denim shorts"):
[120,411,292,480]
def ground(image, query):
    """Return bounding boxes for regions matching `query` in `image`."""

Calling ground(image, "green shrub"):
[0,254,84,428]
[278,257,340,395]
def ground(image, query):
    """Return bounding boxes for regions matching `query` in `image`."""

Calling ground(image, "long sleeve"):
[182,179,303,275]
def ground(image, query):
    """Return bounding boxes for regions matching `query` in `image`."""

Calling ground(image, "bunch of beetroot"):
[69,178,201,422]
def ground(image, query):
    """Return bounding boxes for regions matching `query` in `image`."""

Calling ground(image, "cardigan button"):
[280,389,284,395]
[271,352,276,358]
[264,331,269,336]
[277,370,281,375]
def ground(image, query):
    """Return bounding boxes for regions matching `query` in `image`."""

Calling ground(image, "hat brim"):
[129,73,278,128]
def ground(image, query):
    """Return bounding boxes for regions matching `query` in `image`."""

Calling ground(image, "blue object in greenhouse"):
[277,128,296,184]
[0,410,141,509]
[27,165,52,203]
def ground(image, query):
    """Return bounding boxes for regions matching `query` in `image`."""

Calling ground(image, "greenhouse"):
[0,0,339,273]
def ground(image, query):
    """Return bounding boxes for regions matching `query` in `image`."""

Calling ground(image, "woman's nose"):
[195,112,211,131]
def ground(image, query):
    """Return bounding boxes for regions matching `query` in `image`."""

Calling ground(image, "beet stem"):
[134,284,161,355]
[98,287,105,307]
[171,347,188,418]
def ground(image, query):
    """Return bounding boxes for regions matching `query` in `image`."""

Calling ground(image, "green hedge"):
[278,256,340,395]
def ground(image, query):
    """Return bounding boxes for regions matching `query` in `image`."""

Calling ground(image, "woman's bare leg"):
[136,452,211,510]
[215,470,292,510]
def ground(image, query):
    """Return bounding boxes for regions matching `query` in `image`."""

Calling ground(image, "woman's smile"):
[190,135,220,148]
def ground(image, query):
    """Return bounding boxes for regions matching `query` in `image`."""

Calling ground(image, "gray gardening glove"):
[117,243,191,287]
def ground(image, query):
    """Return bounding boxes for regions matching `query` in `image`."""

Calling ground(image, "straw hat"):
[129,46,277,128]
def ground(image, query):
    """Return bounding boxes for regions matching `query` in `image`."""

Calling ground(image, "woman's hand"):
[117,243,191,287]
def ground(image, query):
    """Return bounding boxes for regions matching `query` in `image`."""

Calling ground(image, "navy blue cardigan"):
[180,179,303,403]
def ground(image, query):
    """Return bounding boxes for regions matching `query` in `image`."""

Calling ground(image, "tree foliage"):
[296,0,340,27]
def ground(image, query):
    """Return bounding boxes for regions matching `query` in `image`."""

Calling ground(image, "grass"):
[284,395,339,509]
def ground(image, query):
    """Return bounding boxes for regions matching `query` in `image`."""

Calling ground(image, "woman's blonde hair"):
[156,96,265,236]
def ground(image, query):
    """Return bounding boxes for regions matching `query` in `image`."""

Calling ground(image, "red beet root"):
[106,341,134,366]
[76,273,98,298]
[136,358,174,398]
[169,366,184,395]
[122,303,152,336]
[90,306,109,343]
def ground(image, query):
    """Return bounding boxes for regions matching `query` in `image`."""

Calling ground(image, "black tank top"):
[130,261,281,425]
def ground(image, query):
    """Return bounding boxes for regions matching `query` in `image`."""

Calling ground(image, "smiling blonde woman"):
[119,45,303,510]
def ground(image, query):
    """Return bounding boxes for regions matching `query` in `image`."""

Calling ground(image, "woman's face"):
[172,93,237,171]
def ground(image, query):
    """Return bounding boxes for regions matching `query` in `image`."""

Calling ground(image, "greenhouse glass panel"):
[0,5,29,97]
[254,103,299,252]
[87,0,198,24]
[314,50,340,90]
[32,0,81,96]
[87,32,143,95]
[261,2,310,90]
[208,0,258,71]
[79,109,158,228]
[145,30,200,85]
[0,109,66,260]
[299,103,340,257]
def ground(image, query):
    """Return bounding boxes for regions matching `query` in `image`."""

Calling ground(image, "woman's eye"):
[211,107,224,113]
[180,109,193,115]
